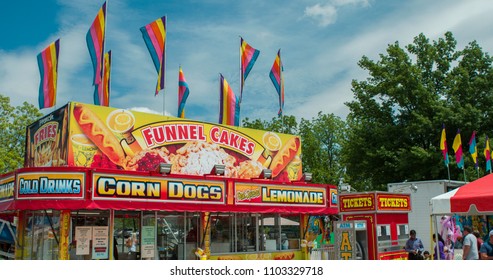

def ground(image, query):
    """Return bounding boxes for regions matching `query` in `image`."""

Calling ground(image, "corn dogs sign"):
[92,173,226,204]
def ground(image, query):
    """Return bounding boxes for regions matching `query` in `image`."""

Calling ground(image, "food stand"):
[0,102,338,260]
[337,191,411,260]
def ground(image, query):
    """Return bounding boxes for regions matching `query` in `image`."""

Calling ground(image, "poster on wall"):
[141,225,155,259]
[91,226,109,259]
[75,226,92,255]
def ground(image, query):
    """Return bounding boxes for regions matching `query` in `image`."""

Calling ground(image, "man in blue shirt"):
[479,230,493,260]
[405,229,424,260]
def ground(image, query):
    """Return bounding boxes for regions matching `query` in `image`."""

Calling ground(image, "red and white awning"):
[431,173,493,215]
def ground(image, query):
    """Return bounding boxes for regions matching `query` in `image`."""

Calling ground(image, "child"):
[423,251,431,260]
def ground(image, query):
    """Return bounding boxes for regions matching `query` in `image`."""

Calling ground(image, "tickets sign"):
[234,182,326,207]
[339,193,376,213]
[16,171,85,199]
[92,173,226,204]
[376,193,411,211]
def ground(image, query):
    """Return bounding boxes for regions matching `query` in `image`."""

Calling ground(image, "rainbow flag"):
[240,37,260,102]
[94,51,111,106]
[452,129,464,169]
[270,49,284,116]
[86,1,106,86]
[219,74,240,126]
[37,38,60,109]
[485,136,491,173]
[140,16,166,96]
[178,66,190,118]
[440,124,449,167]
[469,131,478,168]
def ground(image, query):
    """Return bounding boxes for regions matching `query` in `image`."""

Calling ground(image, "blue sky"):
[1,0,493,124]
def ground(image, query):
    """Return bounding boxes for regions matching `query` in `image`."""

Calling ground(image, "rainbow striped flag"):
[37,39,60,109]
[94,51,111,106]
[452,129,464,169]
[140,16,166,96]
[440,124,449,167]
[86,1,106,86]
[469,131,478,168]
[270,49,284,116]
[485,136,491,173]
[178,66,189,118]
[240,37,260,102]
[219,74,239,126]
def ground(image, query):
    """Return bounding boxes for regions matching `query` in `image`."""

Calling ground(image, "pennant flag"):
[440,124,449,167]
[140,16,166,96]
[219,74,240,126]
[37,38,60,109]
[270,49,284,116]
[86,1,106,86]
[94,51,111,106]
[485,136,491,173]
[452,129,464,169]
[469,131,478,168]
[240,37,260,102]
[178,66,190,118]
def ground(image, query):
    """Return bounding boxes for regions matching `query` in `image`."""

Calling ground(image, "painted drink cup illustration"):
[262,132,282,157]
[71,134,98,167]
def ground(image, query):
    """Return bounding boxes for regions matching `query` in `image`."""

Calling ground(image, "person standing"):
[462,226,478,260]
[479,230,493,260]
[405,229,425,260]
[432,233,446,260]
[473,231,484,259]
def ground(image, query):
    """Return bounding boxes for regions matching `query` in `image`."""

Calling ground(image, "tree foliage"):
[0,94,42,173]
[343,32,493,190]
[243,113,346,185]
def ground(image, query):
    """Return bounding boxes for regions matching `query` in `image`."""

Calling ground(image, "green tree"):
[343,32,493,190]
[298,112,346,184]
[0,94,42,173]
[243,113,346,185]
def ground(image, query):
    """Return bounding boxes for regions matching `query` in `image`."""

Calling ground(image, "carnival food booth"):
[0,102,338,260]
[337,192,411,260]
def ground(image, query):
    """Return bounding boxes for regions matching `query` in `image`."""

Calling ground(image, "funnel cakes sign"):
[26,102,303,182]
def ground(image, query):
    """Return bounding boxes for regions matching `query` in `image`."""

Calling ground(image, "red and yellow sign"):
[376,193,411,211]
[16,171,85,199]
[339,192,411,213]
[92,173,226,204]
[235,182,326,207]
[339,193,375,213]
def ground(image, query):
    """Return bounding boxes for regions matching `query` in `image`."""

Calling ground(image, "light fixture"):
[391,184,418,193]
[301,172,312,182]
[258,169,272,179]
[158,163,172,175]
[210,164,225,176]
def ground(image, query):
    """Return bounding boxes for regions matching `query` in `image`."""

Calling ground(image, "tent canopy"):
[431,173,493,215]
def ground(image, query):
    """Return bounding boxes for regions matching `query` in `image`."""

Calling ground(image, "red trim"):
[4,167,338,214]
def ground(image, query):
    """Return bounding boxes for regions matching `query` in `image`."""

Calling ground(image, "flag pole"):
[101,0,108,106]
[239,35,242,126]
[162,15,167,116]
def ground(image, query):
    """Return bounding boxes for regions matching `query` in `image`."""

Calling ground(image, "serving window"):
[210,213,301,254]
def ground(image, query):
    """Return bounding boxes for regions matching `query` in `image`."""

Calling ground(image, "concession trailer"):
[0,102,338,260]
[337,191,411,260]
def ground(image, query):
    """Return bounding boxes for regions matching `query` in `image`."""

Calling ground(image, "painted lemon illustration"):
[107,109,135,134]
[263,132,282,152]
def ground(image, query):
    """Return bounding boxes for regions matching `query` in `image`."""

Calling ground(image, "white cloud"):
[304,4,338,27]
